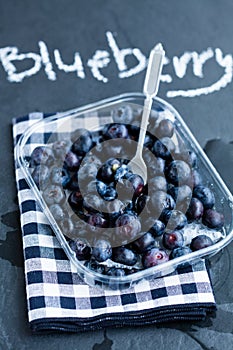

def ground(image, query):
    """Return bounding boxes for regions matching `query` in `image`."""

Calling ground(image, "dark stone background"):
[0,0,233,349]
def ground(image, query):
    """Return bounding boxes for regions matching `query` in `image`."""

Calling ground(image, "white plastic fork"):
[127,43,165,183]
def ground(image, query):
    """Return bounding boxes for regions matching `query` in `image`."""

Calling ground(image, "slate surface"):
[0,0,233,349]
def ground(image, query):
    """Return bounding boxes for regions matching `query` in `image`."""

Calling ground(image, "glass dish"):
[15,93,233,290]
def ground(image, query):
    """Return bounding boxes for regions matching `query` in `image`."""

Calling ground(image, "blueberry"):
[50,166,70,188]
[30,146,55,166]
[193,185,215,209]
[146,155,165,176]
[78,163,98,182]
[49,203,66,221]
[165,160,191,186]
[114,164,130,182]
[148,219,165,237]
[169,246,192,259]
[104,123,128,139]
[111,105,133,124]
[106,199,124,216]
[115,213,141,243]
[202,209,224,229]
[152,137,175,160]
[83,194,103,214]
[143,134,154,149]
[125,174,144,197]
[102,186,117,202]
[150,191,175,217]
[102,186,117,201]
[60,217,74,237]
[134,194,149,214]
[67,173,80,191]
[191,170,203,187]
[85,259,106,274]
[31,164,50,189]
[43,185,65,205]
[190,235,213,251]
[131,232,155,253]
[64,151,80,171]
[82,154,102,167]
[168,184,192,204]
[52,140,71,159]
[162,230,184,250]
[97,158,121,183]
[72,129,93,156]
[155,119,174,138]
[96,180,107,197]
[106,267,126,278]
[87,213,108,228]
[68,190,83,211]
[148,176,167,193]
[142,248,169,268]
[69,238,91,260]
[174,150,197,168]
[186,198,204,221]
[166,210,188,230]
[92,239,112,262]
[91,131,104,148]
[183,151,197,168]
[112,246,137,266]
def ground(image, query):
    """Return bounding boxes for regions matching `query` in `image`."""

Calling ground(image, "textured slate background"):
[0,0,233,349]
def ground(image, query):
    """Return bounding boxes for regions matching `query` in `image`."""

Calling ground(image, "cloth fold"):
[13,112,216,333]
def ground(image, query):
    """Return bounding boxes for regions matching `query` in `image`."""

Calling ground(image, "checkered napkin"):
[13,112,216,333]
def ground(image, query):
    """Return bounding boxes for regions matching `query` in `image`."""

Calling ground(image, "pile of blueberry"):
[29,104,225,281]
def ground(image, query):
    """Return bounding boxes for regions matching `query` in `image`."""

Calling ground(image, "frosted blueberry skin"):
[43,184,65,205]
[63,151,81,171]
[155,118,175,138]
[115,213,141,243]
[186,198,204,221]
[50,166,71,188]
[165,160,191,186]
[193,185,215,209]
[112,246,138,266]
[92,239,112,262]
[166,210,188,230]
[190,235,214,251]
[52,140,72,159]
[148,219,166,237]
[49,203,66,221]
[170,246,192,259]
[31,164,50,189]
[30,146,55,166]
[202,209,224,229]
[131,232,155,253]
[72,129,93,156]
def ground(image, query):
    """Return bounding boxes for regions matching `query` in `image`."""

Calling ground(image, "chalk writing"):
[0,31,231,98]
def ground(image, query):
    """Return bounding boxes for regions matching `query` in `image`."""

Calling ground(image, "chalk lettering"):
[106,31,147,78]
[173,48,214,79]
[0,47,41,83]
[167,48,233,98]
[38,41,56,81]
[54,49,85,78]
[0,31,232,99]
[87,50,110,83]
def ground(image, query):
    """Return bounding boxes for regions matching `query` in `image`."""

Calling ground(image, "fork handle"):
[135,97,153,158]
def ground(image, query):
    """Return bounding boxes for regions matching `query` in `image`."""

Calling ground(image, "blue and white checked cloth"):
[13,112,216,333]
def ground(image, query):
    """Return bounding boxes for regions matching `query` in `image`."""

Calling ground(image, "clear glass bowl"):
[16,93,233,290]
